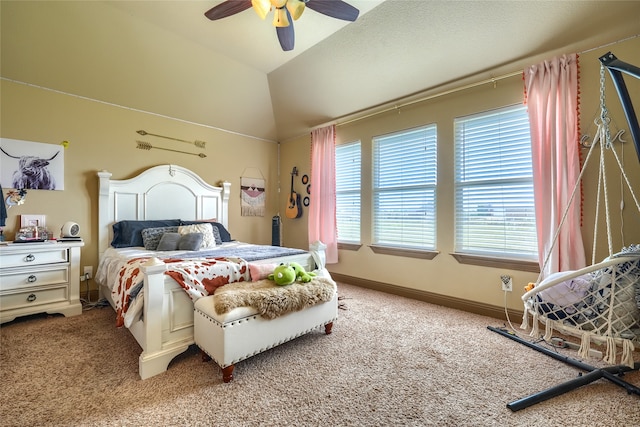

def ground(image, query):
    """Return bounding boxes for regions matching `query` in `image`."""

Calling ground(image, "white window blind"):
[373,125,437,249]
[335,141,361,243]
[454,105,537,259]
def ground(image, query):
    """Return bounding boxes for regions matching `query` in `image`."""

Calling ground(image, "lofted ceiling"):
[106,0,387,74]
[2,1,640,143]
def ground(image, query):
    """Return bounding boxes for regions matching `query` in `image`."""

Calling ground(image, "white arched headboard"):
[97,164,230,258]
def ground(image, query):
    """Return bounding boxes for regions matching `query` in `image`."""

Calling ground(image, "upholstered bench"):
[193,275,338,383]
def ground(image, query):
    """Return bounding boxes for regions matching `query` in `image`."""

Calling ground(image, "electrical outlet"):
[83,266,93,280]
[500,275,512,292]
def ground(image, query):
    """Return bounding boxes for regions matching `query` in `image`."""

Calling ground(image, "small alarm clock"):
[61,221,80,238]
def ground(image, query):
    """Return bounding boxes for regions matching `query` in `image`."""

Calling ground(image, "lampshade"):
[285,0,305,20]
[251,0,271,19]
[273,7,290,27]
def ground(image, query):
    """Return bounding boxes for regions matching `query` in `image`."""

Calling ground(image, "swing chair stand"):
[488,326,640,411]
[599,51,640,162]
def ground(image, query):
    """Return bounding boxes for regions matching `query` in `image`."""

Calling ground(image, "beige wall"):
[281,37,640,312]
[1,78,280,295]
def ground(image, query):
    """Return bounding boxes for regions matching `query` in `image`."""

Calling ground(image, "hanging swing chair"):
[520,52,640,369]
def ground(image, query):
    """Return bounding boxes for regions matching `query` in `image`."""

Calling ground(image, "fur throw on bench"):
[213,276,336,319]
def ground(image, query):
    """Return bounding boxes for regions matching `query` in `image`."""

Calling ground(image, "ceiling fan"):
[204,0,360,51]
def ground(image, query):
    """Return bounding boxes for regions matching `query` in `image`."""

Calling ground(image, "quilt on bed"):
[114,256,250,327]
[177,244,307,261]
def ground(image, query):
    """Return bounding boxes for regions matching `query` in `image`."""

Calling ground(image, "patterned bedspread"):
[113,256,250,327]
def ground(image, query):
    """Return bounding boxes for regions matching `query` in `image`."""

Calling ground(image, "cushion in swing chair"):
[529,245,640,366]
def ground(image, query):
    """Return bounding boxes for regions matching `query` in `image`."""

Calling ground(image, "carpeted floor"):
[1,283,638,426]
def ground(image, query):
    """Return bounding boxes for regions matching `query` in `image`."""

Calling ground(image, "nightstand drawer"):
[0,286,68,311]
[0,267,69,291]
[0,248,68,268]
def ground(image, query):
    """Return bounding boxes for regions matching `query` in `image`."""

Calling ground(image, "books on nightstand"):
[57,236,83,242]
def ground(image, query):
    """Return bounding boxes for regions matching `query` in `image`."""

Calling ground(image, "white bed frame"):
[97,164,326,379]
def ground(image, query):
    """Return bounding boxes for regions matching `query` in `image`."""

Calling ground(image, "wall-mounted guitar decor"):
[285,167,303,219]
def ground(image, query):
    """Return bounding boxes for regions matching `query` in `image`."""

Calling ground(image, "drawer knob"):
[25,254,36,262]
[27,275,37,283]
[27,293,37,302]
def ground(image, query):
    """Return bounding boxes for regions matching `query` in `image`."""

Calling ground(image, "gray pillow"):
[156,232,182,251]
[178,233,204,251]
[141,226,180,250]
[211,226,222,245]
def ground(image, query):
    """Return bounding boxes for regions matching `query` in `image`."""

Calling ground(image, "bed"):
[96,164,329,379]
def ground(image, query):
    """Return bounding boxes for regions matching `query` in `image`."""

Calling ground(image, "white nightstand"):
[0,240,84,324]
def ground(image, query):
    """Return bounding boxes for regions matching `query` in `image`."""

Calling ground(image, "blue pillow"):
[180,220,231,243]
[111,219,181,248]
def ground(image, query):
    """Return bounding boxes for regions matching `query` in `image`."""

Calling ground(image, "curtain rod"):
[312,34,639,131]
[336,70,523,128]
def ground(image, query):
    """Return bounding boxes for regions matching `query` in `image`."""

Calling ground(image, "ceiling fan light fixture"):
[285,0,305,20]
[251,0,271,20]
[205,0,360,52]
[271,0,287,8]
[273,7,290,27]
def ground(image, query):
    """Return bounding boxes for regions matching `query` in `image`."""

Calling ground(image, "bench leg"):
[325,322,333,335]
[222,365,235,383]
[200,348,234,383]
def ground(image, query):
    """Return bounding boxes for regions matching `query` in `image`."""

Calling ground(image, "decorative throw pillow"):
[178,223,215,249]
[178,233,204,251]
[156,232,182,251]
[211,226,222,245]
[141,226,180,250]
[180,220,230,243]
[249,263,277,281]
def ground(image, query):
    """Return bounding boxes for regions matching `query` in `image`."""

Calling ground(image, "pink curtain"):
[524,53,585,278]
[309,125,338,264]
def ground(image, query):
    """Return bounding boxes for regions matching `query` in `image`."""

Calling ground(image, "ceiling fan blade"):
[305,0,359,22]
[204,0,253,20]
[276,11,295,51]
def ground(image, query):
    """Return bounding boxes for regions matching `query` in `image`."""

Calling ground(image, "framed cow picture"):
[0,138,64,191]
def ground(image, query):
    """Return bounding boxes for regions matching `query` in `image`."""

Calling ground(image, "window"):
[454,105,537,260]
[335,141,361,243]
[372,125,437,250]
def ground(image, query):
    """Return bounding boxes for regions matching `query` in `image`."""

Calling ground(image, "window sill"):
[369,245,439,260]
[338,242,363,251]
[450,253,539,272]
